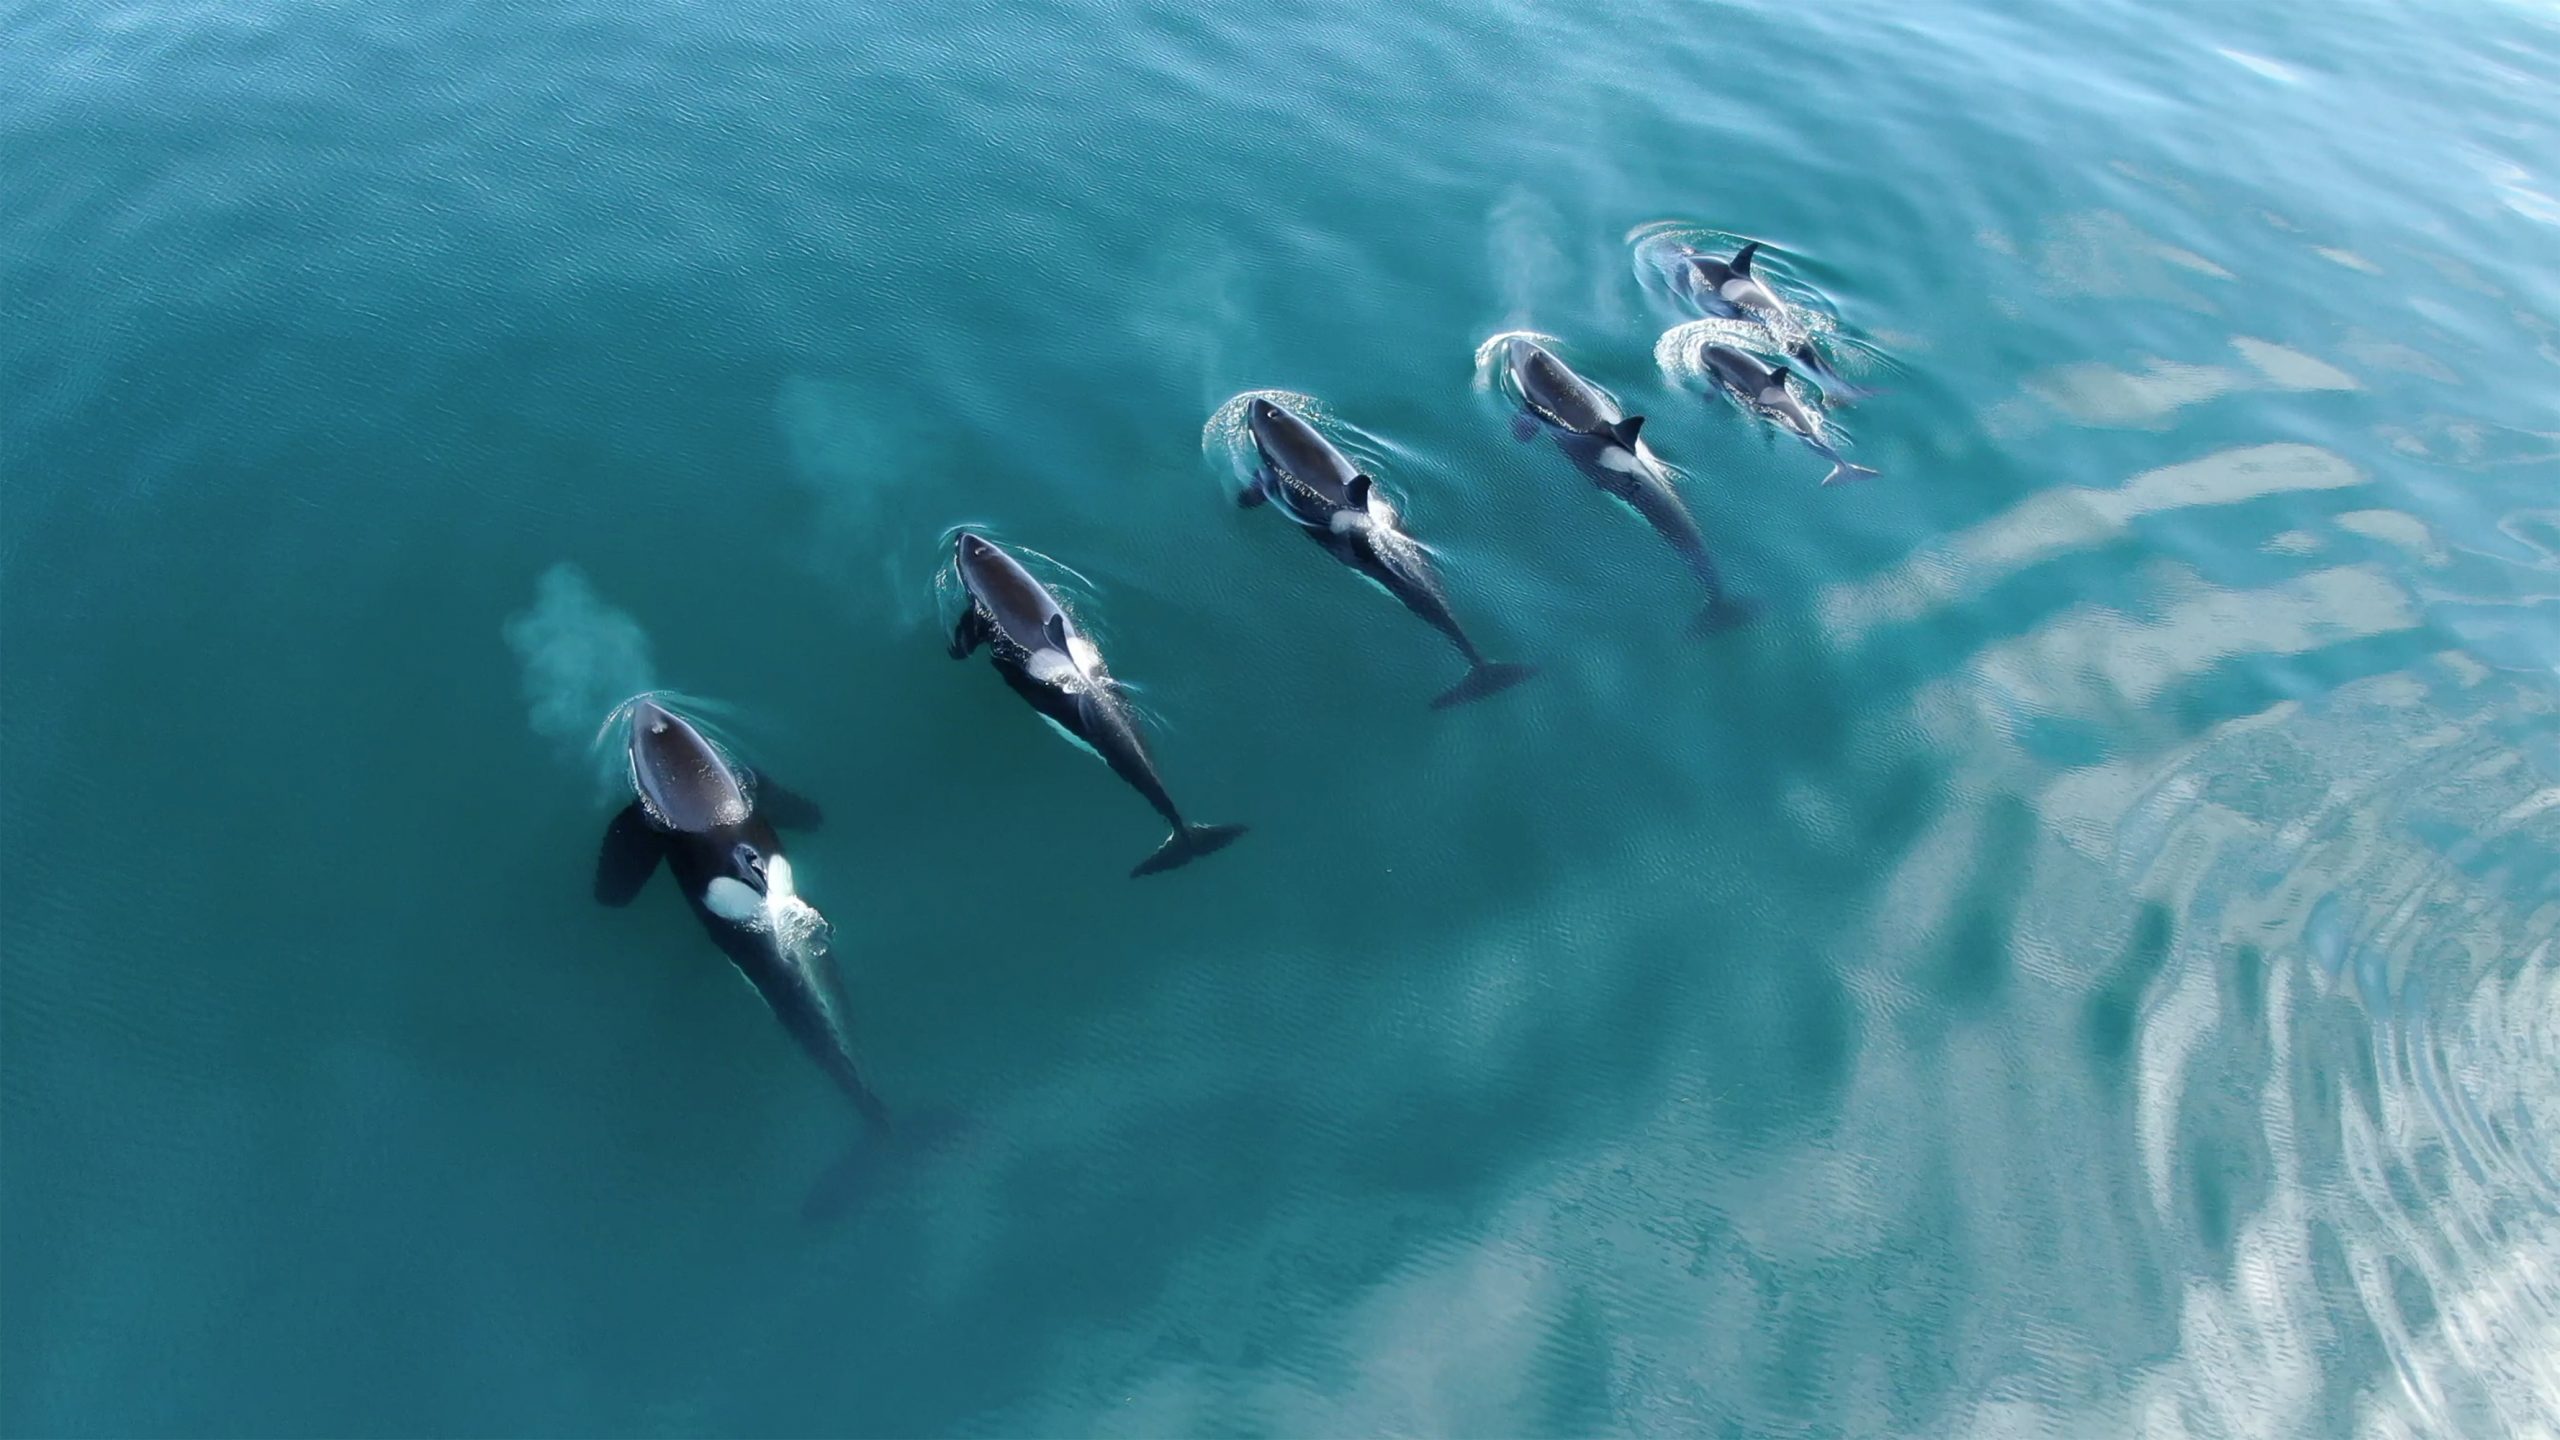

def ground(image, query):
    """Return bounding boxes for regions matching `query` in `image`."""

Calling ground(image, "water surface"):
[5,0,2558,1433]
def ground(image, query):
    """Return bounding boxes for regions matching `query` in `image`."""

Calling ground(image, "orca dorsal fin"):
[1732,240,1760,275]
[1044,612,1070,651]
[1608,415,1645,449]
[1348,474,1375,510]
[1769,365,1792,390]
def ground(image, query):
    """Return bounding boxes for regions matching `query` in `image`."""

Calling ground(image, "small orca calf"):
[1241,397,1536,708]
[1501,337,1753,634]
[1697,342,1880,486]
[597,698,889,1134]
[949,532,1246,877]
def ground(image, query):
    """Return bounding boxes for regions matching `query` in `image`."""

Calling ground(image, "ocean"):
[4,0,2558,1433]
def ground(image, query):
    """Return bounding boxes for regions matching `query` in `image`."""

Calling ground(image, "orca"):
[1240,397,1536,708]
[596,698,890,1136]
[948,533,1246,877]
[1501,337,1753,633]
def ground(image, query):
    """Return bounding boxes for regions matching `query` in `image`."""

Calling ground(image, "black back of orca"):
[1508,339,1625,438]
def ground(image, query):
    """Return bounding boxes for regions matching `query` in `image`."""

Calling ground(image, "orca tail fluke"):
[1690,596,1759,635]
[1822,460,1881,487]
[799,1100,967,1226]
[801,1135,878,1225]
[1431,661,1540,710]
[1131,822,1248,878]
[799,1095,892,1225]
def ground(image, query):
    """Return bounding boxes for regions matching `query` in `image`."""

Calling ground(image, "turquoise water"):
[6,0,2559,1431]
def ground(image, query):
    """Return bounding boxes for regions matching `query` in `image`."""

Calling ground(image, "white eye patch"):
[705,876,765,926]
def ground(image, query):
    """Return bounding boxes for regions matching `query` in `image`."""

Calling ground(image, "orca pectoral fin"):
[949,606,992,660]
[594,802,664,907]
[751,771,825,830]
[1510,412,1539,443]
[1237,480,1269,508]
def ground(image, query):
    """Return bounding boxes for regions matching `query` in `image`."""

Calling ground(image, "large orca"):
[1500,337,1753,634]
[1240,397,1536,709]
[948,532,1246,877]
[1697,342,1879,486]
[1683,240,1789,321]
[595,698,889,1133]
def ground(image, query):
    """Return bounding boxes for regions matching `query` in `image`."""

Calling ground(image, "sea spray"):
[502,563,657,798]
[775,376,941,632]
[1488,188,1569,330]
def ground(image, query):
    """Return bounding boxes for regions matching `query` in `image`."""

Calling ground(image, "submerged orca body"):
[1501,337,1752,634]
[1697,342,1879,486]
[1240,398,1536,708]
[596,698,888,1133]
[948,532,1245,877]
[1781,334,1876,406]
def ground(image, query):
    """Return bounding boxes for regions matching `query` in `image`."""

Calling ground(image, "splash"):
[1471,329,1562,400]
[759,855,836,965]
[1653,316,1783,391]
[503,564,659,797]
